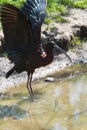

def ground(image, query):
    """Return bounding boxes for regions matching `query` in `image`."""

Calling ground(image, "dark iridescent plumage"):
[0,1,48,101]
[22,0,47,27]
[0,1,71,101]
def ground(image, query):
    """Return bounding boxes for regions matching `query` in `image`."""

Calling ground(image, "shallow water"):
[0,73,87,130]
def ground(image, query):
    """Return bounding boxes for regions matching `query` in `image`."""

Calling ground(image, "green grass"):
[73,0,87,8]
[45,14,69,25]
[44,17,52,25]
[0,0,24,8]
[0,23,2,30]
[53,15,68,23]
[47,0,87,13]
[71,36,86,47]
[0,0,87,12]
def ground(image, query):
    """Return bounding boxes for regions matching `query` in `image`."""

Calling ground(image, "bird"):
[0,0,72,101]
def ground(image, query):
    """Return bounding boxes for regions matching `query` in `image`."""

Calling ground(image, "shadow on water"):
[0,105,29,120]
[0,64,87,130]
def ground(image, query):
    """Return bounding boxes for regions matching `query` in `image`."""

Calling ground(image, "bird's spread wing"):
[21,0,47,27]
[0,4,33,64]
[0,1,47,64]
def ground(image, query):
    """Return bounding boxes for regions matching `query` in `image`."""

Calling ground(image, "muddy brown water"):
[0,64,87,130]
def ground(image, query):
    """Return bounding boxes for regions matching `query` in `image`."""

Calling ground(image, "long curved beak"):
[53,44,72,63]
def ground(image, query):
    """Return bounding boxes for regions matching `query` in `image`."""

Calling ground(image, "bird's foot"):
[29,92,34,102]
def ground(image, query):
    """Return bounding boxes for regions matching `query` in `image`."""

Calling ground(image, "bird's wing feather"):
[21,0,47,27]
[0,4,33,64]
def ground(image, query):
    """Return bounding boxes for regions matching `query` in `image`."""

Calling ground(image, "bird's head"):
[37,43,47,58]
[46,41,72,63]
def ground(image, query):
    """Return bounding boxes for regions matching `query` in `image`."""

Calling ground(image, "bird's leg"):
[29,73,33,95]
[27,73,33,101]
[27,73,30,94]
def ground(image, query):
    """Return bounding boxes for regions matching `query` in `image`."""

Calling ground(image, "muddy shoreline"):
[0,40,87,91]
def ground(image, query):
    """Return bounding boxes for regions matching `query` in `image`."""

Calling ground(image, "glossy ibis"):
[0,0,72,101]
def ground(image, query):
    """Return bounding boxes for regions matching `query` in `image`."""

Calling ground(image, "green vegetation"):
[46,0,87,24]
[47,0,87,13]
[0,0,24,8]
[0,23,2,30]
[45,14,68,24]
[47,0,67,14]
[44,17,52,25]
[73,0,87,8]
[53,15,68,23]
[71,36,86,47]
[71,36,82,47]
[0,0,87,12]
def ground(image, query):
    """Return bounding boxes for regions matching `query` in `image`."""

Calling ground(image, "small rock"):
[79,60,84,64]
[44,77,55,82]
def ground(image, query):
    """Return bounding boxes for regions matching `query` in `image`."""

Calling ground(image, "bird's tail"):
[6,67,15,78]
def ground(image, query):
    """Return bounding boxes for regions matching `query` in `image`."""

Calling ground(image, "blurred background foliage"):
[0,0,87,11]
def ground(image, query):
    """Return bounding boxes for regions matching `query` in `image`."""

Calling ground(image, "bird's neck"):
[46,45,54,57]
